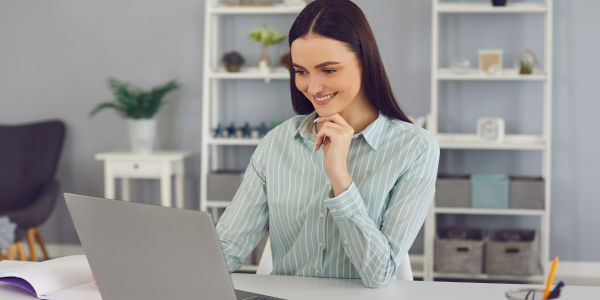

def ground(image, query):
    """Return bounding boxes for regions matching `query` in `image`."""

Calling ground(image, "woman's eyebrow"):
[292,61,341,69]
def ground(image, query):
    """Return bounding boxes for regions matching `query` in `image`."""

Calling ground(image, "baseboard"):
[555,261,600,286]
[44,243,85,258]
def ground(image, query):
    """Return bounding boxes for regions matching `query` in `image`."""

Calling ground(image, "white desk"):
[231,274,597,300]
[95,151,189,208]
[0,260,597,300]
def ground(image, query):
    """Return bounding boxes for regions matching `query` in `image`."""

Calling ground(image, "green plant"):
[518,48,538,75]
[519,60,534,75]
[249,26,285,47]
[90,78,180,119]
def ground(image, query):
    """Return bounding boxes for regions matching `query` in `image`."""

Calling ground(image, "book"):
[0,255,101,300]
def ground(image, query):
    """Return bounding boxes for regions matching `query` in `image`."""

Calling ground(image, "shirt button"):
[319,241,324,248]
[343,240,348,245]
[315,268,320,273]
[319,211,325,219]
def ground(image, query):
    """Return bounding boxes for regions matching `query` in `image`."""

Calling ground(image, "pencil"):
[543,256,559,300]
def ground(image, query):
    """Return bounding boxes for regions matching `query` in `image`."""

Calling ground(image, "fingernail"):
[313,118,320,123]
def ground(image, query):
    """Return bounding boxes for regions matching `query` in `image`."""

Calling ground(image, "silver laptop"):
[64,193,283,300]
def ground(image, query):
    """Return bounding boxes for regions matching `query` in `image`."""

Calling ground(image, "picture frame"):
[478,50,503,74]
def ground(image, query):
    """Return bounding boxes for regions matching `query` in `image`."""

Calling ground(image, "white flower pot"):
[128,119,157,153]
[258,45,271,74]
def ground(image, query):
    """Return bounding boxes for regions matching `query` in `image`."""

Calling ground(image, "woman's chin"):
[314,107,339,117]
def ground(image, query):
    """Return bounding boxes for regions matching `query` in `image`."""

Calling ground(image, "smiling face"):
[291,33,366,117]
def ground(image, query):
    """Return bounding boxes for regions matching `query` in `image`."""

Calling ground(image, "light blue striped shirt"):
[216,110,440,288]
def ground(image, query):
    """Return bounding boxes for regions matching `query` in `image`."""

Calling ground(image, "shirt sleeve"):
[216,145,269,272]
[323,138,440,288]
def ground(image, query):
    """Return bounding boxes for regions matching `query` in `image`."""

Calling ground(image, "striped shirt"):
[216,110,440,288]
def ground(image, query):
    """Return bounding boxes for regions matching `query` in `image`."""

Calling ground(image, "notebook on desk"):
[64,193,283,300]
[0,255,101,300]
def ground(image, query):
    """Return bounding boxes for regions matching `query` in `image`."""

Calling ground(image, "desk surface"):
[232,274,597,300]
[0,261,597,300]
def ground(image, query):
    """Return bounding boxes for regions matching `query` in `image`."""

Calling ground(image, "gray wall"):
[0,0,598,262]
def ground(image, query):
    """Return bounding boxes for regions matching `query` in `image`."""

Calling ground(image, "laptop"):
[64,193,283,300]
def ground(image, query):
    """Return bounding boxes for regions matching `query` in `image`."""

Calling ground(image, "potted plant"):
[519,60,534,75]
[249,26,285,73]
[222,51,246,72]
[90,78,180,153]
[518,49,539,75]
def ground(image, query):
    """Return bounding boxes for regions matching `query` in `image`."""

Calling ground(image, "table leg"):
[122,178,130,201]
[161,162,172,207]
[104,164,115,199]
[176,161,184,209]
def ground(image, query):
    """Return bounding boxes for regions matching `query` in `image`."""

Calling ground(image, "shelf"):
[436,3,547,14]
[209,4,305,15]
[434,134,546,150]
[433,272,544,283]
[209,67,290,81]
[208,138,262,146]
[435,207,545,216]
[436,68,547,81]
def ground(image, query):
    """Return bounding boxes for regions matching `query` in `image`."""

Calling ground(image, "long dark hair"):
[288,0,412,123]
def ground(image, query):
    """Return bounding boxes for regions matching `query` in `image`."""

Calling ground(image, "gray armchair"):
[0,120,66,261]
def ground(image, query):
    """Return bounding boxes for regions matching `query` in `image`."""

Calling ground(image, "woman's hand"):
[314,113,354,196]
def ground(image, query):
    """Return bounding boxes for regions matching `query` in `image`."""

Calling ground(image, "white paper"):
[0,255,93,299]
[45,282,102,300]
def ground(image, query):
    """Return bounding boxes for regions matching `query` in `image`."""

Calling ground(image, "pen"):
[543,256,559,300]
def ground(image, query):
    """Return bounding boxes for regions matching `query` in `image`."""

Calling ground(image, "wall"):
[0,0,597,261]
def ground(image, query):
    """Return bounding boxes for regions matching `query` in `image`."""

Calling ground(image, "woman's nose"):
[307,80,324,95]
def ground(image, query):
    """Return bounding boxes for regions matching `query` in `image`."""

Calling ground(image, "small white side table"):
[95,151,190,208]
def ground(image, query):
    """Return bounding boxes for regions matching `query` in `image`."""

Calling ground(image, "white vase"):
[258,45,271,74]
[128,119,157,153]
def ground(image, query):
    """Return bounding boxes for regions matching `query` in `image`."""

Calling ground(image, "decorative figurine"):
[257,122,269,137]
[226,122,237,138]
[241,122,252,138]
[214,123,225,138]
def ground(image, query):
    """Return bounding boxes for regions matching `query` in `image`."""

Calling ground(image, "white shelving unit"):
[423,0,554,282]
[200,0,305,274]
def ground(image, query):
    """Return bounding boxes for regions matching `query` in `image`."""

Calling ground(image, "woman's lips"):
[314,92,338,106]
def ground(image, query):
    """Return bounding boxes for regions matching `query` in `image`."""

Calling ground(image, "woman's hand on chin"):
[314,113,354,196]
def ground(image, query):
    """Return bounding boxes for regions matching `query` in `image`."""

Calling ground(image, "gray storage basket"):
[435,227,484,274]
[207,170,243,201]
[510,176,545,210]
[435,174,470,208]
[486,229,540,276]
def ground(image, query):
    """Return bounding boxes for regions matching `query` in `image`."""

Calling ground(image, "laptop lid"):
[64,193,238,300]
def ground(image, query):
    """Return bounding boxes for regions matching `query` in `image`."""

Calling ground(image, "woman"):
[216,0,439,288]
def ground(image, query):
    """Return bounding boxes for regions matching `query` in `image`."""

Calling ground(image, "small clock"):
[477,117,505,142]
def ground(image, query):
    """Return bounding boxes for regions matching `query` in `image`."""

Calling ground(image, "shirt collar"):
[294,110,388,150]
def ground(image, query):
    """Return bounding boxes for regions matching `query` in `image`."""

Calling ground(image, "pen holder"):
[505,288,547,300]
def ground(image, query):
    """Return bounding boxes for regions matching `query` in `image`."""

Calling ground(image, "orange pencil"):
[543,256,559,300]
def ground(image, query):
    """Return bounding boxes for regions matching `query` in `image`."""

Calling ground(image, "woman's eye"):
[323,69,336,74]
[294,70,306,75]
